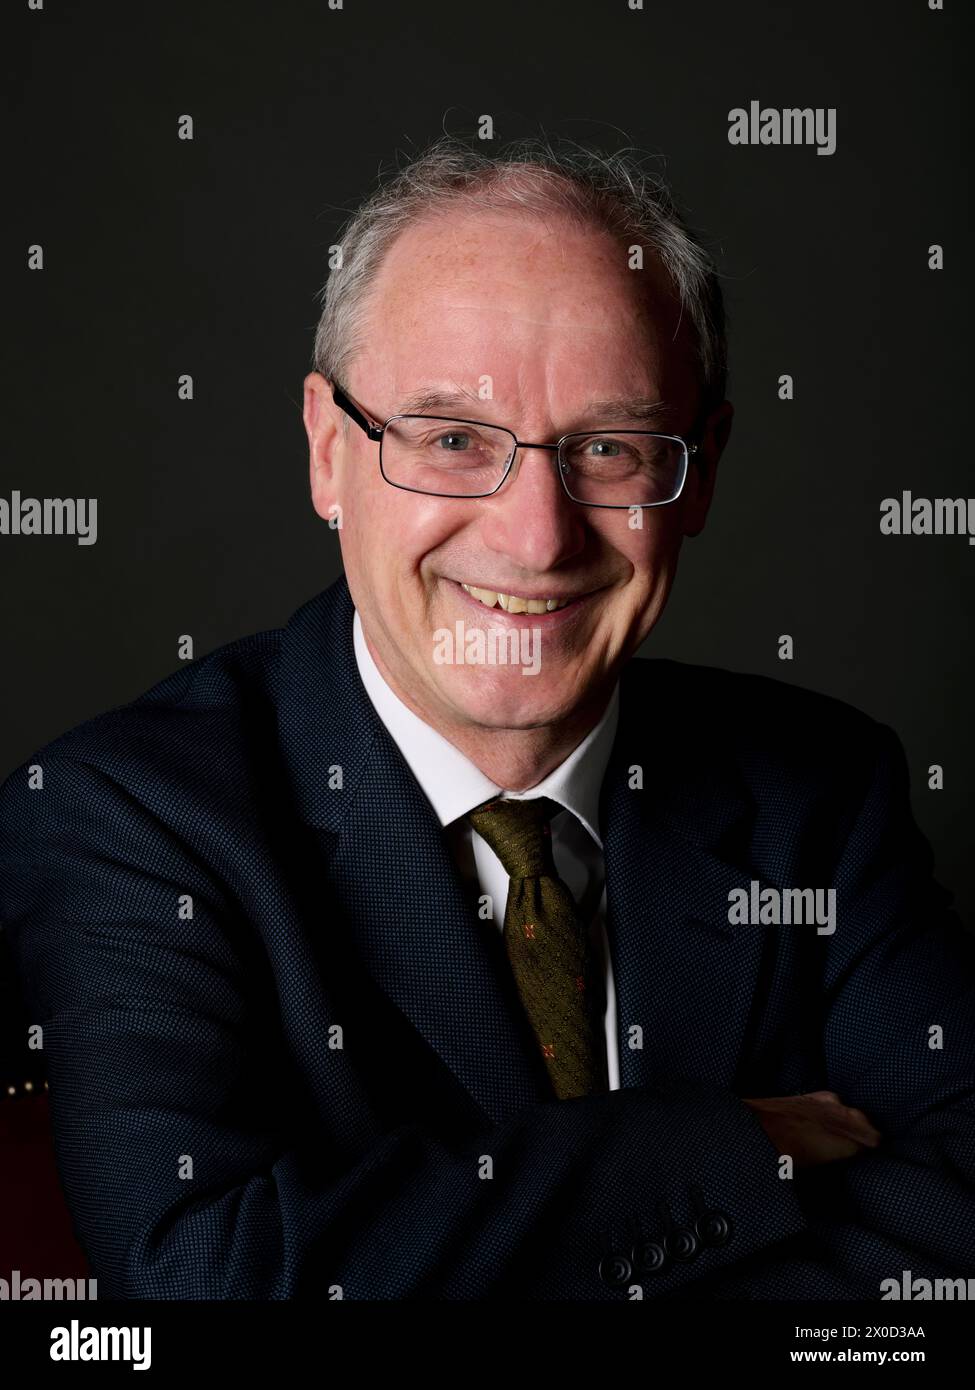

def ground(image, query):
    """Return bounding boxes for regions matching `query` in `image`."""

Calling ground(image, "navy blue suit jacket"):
[1,573,973,1299]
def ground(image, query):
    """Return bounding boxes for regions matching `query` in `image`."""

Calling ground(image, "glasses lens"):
[559,432,687,506]
[381,416,514,496]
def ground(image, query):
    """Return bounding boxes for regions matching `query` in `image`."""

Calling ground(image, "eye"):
[587,437,623,457]
[436,431,471,451]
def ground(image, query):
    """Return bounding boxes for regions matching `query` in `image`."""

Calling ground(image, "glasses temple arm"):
[331,383,384,441]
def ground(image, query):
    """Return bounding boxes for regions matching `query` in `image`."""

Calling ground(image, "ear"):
[303,372,343,523]
[682,399,733,538]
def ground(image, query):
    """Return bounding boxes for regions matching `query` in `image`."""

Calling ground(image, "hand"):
[743,1090,882,1168]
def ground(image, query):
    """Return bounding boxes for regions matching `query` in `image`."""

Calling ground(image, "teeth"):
[461,583,573,613]
[466,585,500,608]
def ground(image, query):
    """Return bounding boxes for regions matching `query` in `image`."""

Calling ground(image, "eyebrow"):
[394,387,672,430]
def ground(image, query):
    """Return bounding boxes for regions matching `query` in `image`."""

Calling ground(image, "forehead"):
[354,206,697,403]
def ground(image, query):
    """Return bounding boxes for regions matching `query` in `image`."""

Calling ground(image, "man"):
[1,135,973,1300]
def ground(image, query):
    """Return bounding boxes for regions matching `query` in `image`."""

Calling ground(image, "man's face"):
[305,208,731,734]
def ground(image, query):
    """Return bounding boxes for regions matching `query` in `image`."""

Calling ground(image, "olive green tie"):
[467,795,607,1100]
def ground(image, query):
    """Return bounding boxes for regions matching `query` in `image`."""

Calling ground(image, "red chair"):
[0,1081,90,1278]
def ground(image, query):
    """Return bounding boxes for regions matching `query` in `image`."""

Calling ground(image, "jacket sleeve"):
[0,751,806,1300]
[698,721,975,1299]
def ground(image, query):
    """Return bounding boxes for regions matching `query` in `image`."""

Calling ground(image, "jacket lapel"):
[324,738,555,1122]
[276,575,553,1124]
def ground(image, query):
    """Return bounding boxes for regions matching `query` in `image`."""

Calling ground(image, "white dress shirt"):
[352,608,621,1091]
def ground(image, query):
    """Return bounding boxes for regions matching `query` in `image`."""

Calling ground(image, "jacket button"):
[631,1238,668,1274]
[598,1253,633,1288]
[664,1227,699,1260]
[695,1210,733,1246]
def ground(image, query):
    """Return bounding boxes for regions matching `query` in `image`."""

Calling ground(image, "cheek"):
[594,510,680,574]
[345,487,464,587]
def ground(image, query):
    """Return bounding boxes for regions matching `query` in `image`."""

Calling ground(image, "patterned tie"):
[467,795,607,1099]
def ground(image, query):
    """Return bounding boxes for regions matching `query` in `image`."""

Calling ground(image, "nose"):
[478,441,588,574]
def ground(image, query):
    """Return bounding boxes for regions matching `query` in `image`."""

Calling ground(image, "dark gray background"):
[3,1,971,920]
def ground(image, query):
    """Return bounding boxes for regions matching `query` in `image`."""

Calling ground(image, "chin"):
[439,669,586,731]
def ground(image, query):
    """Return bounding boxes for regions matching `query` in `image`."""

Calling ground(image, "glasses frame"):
[330,382,702,509]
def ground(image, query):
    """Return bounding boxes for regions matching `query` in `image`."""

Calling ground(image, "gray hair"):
[311,134,727,417]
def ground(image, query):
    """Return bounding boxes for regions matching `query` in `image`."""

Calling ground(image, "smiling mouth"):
[459,582,581,614]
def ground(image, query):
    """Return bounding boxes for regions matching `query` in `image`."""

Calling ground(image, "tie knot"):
[467,796,560,879]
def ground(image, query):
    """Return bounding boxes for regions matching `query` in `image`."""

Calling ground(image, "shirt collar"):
[352,607,619,848]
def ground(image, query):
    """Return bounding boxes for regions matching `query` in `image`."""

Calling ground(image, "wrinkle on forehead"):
[355,207,697,400]
[434,302,602,329]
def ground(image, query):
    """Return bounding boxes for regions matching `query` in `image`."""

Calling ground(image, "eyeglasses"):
[331,382,701,509]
